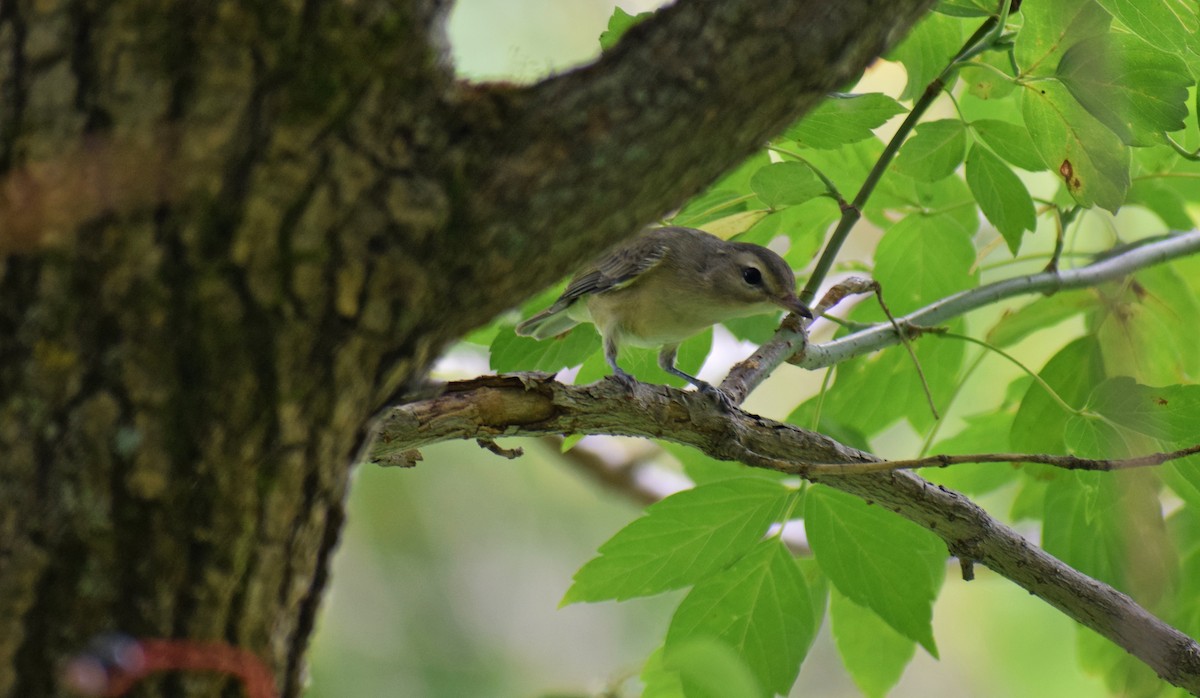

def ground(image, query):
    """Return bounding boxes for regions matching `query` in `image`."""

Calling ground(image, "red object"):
[65,635,277,698]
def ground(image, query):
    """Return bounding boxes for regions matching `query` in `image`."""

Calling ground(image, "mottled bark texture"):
[0,0,936,695]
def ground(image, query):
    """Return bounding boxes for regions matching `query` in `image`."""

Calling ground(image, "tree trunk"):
[0,0,935,695]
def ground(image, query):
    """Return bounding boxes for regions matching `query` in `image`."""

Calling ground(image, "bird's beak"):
[774,294,813,319]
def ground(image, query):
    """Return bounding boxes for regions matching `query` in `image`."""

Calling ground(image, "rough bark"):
[373,374,1200,695]
[0,0,937,695]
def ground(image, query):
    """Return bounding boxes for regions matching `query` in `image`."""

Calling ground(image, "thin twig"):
[477,437,524,459]
[802,444,1200,475]
[871,281,940,420]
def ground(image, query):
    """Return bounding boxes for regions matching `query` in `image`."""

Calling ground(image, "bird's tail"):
[515,305,580,340]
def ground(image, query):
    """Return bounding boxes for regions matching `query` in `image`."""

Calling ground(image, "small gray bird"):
[516,226,812,400]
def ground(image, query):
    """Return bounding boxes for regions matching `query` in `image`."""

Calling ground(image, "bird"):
[516,226,812,403]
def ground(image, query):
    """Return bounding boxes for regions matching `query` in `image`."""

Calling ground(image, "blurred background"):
[304,2,1110,696]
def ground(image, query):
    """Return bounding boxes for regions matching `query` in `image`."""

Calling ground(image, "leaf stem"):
[937,332,1080,416]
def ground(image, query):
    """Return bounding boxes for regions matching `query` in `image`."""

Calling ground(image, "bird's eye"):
[741,267,763,286]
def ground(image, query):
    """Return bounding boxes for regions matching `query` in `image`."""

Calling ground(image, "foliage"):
[462,0,1200,695]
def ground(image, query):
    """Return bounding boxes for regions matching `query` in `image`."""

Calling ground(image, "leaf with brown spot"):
[1022,81,1129,212]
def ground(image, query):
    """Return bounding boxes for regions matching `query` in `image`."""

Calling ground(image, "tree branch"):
[805,444,1200,475]
[722,230,1200,400]
[372,374,1200,694]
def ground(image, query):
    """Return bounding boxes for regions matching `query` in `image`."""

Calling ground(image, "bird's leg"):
[657,346,735,410]
[604,336,637,389]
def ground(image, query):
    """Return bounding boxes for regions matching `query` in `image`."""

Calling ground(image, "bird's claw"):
[608,370,639,391]
[697,382,737,412]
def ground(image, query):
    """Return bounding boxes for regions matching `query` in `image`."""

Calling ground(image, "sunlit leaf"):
[785,93,907,149]
[806,486,945,656]
[972,118,1045,171]
[657,640,762,698]
[1022,81,1130,212]
[749,162,826,208]
[1094,265,1200,385]
[1011,336,1106,453]
[1043,472,1175,603]
[887,12,966,100]
[599,6,653,51]
[936,0,1001,18]
[490,325,600,373]
[987,290,1097,348]
[666,541,825,697]
[893,119,968,182]
[1015,0,1112,76]
[562,479,788,603]
[830,588,917,698]
[873,213,977,313]
[965,144,1037,254]
[1078,377,1200,445]
[1094,0,1199,54]
[1057,34,1194,145]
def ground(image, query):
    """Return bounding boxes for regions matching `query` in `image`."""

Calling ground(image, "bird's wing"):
[557,235,670,304]
[515,233,670,339]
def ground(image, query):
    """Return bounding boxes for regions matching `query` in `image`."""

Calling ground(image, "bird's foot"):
[608,369,639,391]
[696,381,737,412]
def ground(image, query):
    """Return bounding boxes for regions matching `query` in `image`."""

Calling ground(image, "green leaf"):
[1011,336,1105,453]
[1095,264,1200,386]
[935,0,1000,17]
[986,290,1097,347]
[575,328,711,387]
[562,479,788,604]
[1162,455,1200,512]
[806,486,945,656]
[1015,0,1112,76]
[830,588,916,698]
[1021,81,1130,212]
[887,12,965,101]
[748,162,826,208]
[1094,0,1199,55]
[824,319,966,436]
[489,325,600,373]
[965,50,1018,100]
[666,540,824,697]
[965,144,1037,254]
[658,441,786,486]
[641,647,687,698]
[672,152,770,228]
[1079,377,1200,446]
[1127,179,1195,229]
[1043,472,1176,601]
[925,410,1019,496]
[893,119,968,182]
[736,198,839,269]
[1056,34,1194,146]
[873,213,977,314]
[1076,624,1170,698]
[971,118,1045,171]
[785,93,907,149]
[1063,412,1134,458]
[657,640,763,698]
[599,6,652,51]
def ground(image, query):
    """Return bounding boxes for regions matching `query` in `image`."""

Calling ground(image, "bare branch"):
[722,231,1200,402]
[375,374,1200,693]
